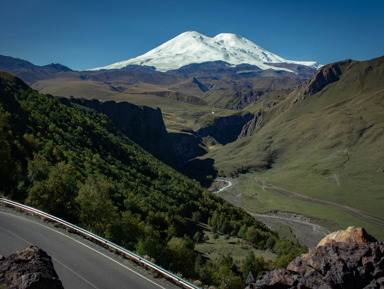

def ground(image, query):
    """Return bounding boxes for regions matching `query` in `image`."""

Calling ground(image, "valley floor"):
[211,178,329,247]
[211,173,384,246]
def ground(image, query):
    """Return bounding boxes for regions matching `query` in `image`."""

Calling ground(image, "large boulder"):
[0,245,64,289]
[255,227,384,289]
[316,226,377,246]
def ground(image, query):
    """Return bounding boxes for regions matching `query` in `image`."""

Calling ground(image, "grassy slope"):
[32,78,221,132]
[33,78,119,100]
[204,57,384,239]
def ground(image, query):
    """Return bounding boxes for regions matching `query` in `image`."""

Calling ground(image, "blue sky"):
[1,0,383,71]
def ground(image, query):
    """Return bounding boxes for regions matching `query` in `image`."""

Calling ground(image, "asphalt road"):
[0,207,178,289]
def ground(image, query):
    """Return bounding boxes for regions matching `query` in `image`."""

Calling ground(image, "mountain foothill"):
[0,31,383,288]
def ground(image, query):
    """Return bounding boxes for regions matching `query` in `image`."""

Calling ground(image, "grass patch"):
[195,230,276,264]
[266,222,297,242]
[220,173,384,240]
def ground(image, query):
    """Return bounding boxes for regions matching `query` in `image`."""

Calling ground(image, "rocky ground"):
[250,211,330,248]
[0,245,64,289]
[254,226,384,289]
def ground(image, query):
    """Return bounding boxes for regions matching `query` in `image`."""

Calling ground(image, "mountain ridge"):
[0,54,314,110]
[0,55,72,83]
[89,31,320,72]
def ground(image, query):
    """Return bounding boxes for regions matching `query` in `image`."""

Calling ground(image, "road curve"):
[212,178,233,193]
[0,207,178,289]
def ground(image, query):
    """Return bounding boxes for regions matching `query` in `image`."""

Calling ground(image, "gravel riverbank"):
[211,178,330,248]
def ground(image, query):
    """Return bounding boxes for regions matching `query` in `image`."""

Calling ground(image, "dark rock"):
[238,110,264,138]
[197,112,254,145]
[300,59,353,97]
[256,269,297,288]
[168,132,207,165]
[192,77,209,92]
[0,245,64,289]
[377,276,384,285]
[255,227,384,289]
[61,97,178,165]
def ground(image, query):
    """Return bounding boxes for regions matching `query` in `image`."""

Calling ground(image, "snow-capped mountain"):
[90,31,320,72]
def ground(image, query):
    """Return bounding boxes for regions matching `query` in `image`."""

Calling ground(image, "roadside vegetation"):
[0,72,307,288]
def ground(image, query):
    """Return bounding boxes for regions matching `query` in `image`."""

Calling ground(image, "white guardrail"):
[0,198,200,289]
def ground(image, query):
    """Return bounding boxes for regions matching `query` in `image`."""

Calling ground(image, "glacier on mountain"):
[90,31,320,72]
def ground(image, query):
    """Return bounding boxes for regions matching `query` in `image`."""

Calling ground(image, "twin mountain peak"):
[89,31,321,72]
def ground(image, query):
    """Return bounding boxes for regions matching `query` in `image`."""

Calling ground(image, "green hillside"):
[0,71,306,288]
[204,56,384,239]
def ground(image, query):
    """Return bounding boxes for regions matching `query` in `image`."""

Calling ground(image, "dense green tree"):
[192,211,201,223]
[193,231,204,243]
[241,252,265,280]
[167,237,196,277]
[106,211,145,250]
[246,225,262,245]
[265,237,276,250]
[214,254,242,289]
[76,174,118,235]
[26,161,78,221]
[136,233,166,264]
[274,239,307,268]
[0,106,14,192]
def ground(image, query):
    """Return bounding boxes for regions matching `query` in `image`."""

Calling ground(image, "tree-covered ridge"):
[0,72,306,288]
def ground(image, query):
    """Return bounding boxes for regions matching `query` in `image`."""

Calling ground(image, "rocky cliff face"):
[65,98,256,169]
[60,97,209,169]
[61,98,262,180]
[238,110,264,138]
[0,246,64,289]
[197,113,254,145]
[300,60,353,97]
[62,97,177,165]
[255,227,384,289]
[168,132,207,166]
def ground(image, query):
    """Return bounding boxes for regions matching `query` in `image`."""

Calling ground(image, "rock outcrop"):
[301,60,352,97]
[197,113,254,145]
[59,97,178,165]
[255,226,384,289]
[238,110,264,138]
[168,132,207,165]
[0,245,64,289]
[317,226,377,247]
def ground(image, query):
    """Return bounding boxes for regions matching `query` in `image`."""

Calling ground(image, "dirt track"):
[213,178,329,247]
[214,176,384,247]
[217,190,329,247]
[255,177,384,229]
[250,211,330,248]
